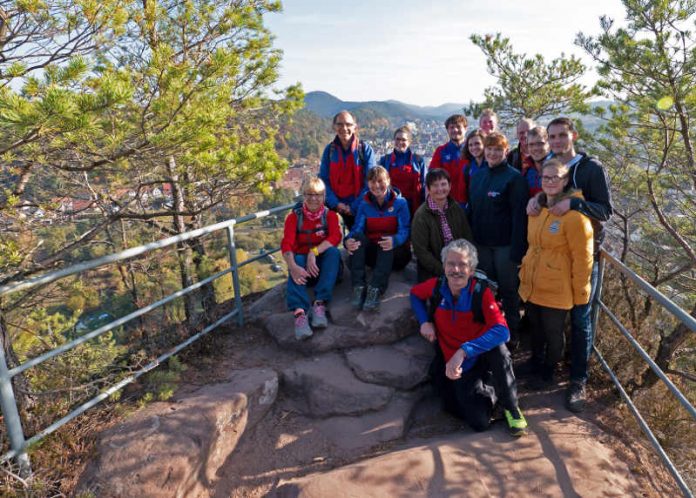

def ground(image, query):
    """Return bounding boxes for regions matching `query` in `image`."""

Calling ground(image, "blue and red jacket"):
[347,188,410,247]
[410,277,509,369]
[521,157,543,196]
[319,136,375,213]
[428,141,469,204]
[379,149,425,215]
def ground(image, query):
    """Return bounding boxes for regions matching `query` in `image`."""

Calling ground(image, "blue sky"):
[265,0,627,106]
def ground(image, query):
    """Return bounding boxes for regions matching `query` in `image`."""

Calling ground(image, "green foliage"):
[466,33,594,129]
[143,355,187,401]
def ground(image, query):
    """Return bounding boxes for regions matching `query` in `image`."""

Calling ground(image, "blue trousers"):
[286,246,341,312]
[570,260,599,384]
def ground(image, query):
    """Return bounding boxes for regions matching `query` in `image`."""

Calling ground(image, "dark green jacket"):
[411,197,473,282]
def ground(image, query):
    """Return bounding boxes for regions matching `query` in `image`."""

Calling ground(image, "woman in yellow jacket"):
[518,158,594,387]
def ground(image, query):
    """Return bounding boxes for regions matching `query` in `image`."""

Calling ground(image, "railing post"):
[0,348,31,476]
[591,254,606,345]
[225,225,244,326]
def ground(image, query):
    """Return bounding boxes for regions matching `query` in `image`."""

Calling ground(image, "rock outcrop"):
[78,369,278,498]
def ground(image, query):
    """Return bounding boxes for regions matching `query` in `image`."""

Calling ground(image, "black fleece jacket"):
[567,152,613,253]
[468,162,529,263]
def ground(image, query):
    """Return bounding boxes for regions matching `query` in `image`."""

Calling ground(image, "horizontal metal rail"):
[593,347,694,498]
[0,202,294,473]
[597,300,696,420]
[600,250,696,333]
[595,249,695,497]
[8,267,233,378]
[0,203,294,298]
[0,307,240,463]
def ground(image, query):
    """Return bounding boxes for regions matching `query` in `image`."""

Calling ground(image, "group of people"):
[280,108,613,436]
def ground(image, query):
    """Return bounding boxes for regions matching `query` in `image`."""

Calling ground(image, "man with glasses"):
[526,117,613,413]
[410,239,527,436]
[523,126,552,196]
[319,110,375,229]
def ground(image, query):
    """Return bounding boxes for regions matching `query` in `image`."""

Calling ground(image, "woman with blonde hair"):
[281,177,342,339]
[518,158,594,387]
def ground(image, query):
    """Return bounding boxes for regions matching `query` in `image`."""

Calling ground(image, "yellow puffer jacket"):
[518,191,594,310]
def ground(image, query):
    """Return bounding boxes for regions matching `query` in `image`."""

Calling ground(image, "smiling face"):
[479,115,497,134]
[333,112,356,146]
[485,145,507,167]
[303,187,325,212]
[394,131,410,153]
[547,123,577,157]
[467,135,484,160]
[427,177,451,204]
[368,172,390,201]
[447,122,467,145]
[527,134,550,162]
[444,250,474,293]
[541,164,569,198]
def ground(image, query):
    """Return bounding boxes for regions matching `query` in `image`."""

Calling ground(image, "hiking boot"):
[565,382,586,413]
[310,301,328,329]
[504,407,528,437]
[351,286,366,310]
[362,286,381,312]
[294,311,313,340]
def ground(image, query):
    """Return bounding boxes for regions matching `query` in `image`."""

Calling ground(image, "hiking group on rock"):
[281,109,613,437]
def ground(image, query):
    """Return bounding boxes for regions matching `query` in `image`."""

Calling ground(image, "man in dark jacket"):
[507,118,535,171]
[527,117,613,413]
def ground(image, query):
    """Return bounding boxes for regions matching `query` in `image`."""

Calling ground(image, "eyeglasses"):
[541,175,566,183]
[334,122,355,128]
[528,141,548,148]
[304,193,324,198]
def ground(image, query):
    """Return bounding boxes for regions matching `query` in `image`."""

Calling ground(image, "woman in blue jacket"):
[345,166,411,311]
[468,132,528,347]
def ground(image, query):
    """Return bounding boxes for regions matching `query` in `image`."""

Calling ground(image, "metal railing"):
[0,203,295,474]
[593,249,696,498]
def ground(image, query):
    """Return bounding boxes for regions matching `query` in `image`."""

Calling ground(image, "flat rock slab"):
[271,406,640,498]
[263,273,418,354]
[281,353,394,417]
[345,334,434,389]
[78,368,278,498]
[315,390,426,451]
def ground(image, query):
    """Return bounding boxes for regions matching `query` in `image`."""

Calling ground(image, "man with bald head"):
[507,118,535,172]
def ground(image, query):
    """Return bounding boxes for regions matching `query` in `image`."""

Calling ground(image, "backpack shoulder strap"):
[358,140,366,166]
[427,275,447,323]
[293,203,304,233]
[470,269,498,324]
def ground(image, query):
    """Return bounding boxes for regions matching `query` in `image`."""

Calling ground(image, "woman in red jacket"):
[281,177,342,340]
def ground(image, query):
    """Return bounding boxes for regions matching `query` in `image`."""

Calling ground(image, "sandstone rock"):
[344,334,434,389]
[78,368,278,498]
[281,353,393,417]
[246,284,286,322]
[272,408,641,498]
[315,390,426,451]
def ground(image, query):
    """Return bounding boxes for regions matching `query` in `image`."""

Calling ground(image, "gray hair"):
[440,239,478,269]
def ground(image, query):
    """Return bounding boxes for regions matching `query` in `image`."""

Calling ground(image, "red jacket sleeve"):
[429,146,442,170]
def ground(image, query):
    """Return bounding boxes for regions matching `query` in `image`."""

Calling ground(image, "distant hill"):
[304,91,464,122]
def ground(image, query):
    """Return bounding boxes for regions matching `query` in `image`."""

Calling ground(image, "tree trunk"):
[639,301,696,389]
[0,308,35,431]
[166,156,198,328]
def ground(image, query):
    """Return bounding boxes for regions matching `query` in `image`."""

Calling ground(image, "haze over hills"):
[304,91,465,121]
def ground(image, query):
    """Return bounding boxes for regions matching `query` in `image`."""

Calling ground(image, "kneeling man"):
[410,239,527,436]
